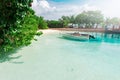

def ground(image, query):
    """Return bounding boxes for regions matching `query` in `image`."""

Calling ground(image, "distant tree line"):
[46,20,64,28]
[47,10,120,28]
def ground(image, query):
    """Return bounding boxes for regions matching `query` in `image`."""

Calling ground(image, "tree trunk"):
[112,25,115,30]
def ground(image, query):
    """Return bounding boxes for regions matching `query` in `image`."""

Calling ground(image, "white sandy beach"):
[38,29,59,34]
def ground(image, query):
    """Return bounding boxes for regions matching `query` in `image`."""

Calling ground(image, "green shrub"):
[47,20,64,28]
[35,31,43,36]
[0,0,41,55]
[37,16,48,29]
[0,13,39,54]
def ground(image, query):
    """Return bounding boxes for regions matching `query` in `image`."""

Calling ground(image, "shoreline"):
[38,29,59,34]
[51,28,120,34]
[39,28,120,34]
[39,28,105,33]
[50,28,105,33]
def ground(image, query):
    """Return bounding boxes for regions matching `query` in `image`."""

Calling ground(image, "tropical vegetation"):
[47,10,120,28]
[0,0,46,56]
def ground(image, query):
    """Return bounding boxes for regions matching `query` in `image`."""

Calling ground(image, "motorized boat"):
[62,32,95,41]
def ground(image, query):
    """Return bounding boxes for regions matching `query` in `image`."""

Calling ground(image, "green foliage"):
[76,10,104,28]
[35,31,43,36]
[37,16,48,29]
[105,17,120,25]
[0,0,42,55]
[0,12,39,54]
[47,20,64,28]
[50,10,104,28]
[76,12,88,24]
[0,0,33,26]
[58,15,76,27]
[59,16,70,27]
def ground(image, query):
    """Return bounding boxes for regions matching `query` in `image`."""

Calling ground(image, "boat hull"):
[62,33,89,41]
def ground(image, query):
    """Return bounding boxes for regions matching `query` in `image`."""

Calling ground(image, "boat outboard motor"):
[89,35,95,39]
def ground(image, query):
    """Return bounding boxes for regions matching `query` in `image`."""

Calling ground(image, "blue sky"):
[32,0,120,20]
[52,0,72,2]
[50,0,79,3]
[49,0,87,5]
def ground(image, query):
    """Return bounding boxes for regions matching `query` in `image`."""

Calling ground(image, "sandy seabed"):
[0,28,120,80]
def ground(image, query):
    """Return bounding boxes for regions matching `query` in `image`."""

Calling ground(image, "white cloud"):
[88,0,120,18]
[32,0,99,20]
[32,0,120,20]
[100,0,120,18]
[32,0,56,18]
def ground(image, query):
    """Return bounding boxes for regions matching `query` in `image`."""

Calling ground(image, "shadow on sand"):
[0,47,24,64]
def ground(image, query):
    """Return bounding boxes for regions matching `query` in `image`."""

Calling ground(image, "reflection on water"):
[91,33,120,43]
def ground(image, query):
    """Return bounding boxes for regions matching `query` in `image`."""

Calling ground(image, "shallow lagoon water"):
[0,31,120,80]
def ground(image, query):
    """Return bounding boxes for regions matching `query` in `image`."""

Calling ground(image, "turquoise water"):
[0,31,120,80]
